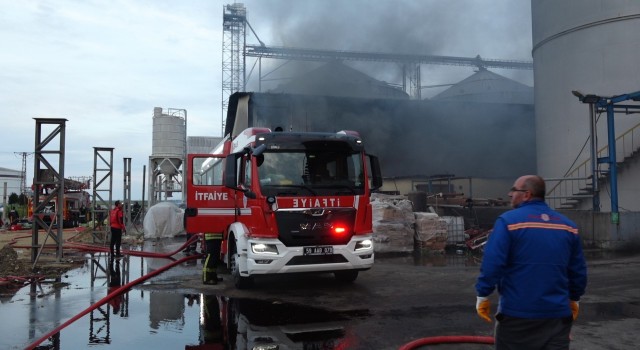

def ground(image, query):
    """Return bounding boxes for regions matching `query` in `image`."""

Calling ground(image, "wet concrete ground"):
[1,237,640,349]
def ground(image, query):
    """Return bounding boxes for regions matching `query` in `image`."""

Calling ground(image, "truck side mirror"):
[368,155,383,190]
[224,153,241,190]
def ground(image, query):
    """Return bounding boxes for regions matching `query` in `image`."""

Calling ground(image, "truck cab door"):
[185,154,237,234]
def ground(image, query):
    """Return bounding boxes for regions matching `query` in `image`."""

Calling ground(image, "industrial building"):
[533,1,640,213]
[0,167,22,197]
[228,65,536,201]
[1,167,22,223]
[220,1,640,249]
[529,1,640,249]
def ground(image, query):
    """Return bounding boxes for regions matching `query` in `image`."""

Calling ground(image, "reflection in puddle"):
[0,252,362,349]
[186,296,357,350]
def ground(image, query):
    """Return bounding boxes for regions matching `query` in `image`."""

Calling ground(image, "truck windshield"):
[257,150,365,196]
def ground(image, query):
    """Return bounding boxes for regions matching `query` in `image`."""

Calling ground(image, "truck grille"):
[275,208,355,247]
[286,254,348,265]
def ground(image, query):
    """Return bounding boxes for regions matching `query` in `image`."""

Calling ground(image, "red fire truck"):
[185,127,382,288]
[28,177,91,228]
[28,190,90,228]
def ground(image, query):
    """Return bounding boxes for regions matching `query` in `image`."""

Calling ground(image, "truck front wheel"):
[334,270,358,283]
[230,242,253,289]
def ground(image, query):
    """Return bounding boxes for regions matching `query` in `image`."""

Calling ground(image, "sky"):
[0,0,532,201]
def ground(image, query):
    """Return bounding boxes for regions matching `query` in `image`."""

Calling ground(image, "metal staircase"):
[546,121,640,210]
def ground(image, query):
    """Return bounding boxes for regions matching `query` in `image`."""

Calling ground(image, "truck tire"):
[230,242,253,289]
[334,270,358,283]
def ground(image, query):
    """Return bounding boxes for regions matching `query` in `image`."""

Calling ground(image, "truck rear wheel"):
[334,270,358,283]
[230,243,253,289]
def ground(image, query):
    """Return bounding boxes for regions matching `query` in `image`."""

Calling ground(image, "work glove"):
[476,296,492,323]
[570,300,579,320]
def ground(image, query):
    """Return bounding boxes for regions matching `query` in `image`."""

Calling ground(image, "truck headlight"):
[354,239,372,251]
[251,243,279,255]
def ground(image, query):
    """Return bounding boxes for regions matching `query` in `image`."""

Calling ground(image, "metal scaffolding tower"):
[123,157,132,227]
[222,3,247,136]
[31,118,67,264]
[92,147,113,244]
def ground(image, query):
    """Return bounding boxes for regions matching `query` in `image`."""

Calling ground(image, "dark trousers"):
[203,237,222,283]
[110,227,123,255]
[495,314,573,350]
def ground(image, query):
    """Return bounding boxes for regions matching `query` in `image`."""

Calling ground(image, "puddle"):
[0,247,361,349]
[2,237,637,349]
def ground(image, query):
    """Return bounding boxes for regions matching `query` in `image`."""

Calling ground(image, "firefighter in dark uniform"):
[203,233,223,284]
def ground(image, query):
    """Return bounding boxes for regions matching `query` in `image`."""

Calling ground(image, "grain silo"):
[532,0,640,212]
[149,107,186,205]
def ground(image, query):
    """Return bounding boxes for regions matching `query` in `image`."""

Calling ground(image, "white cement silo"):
[532,0,640,211]
[149,107,186,205]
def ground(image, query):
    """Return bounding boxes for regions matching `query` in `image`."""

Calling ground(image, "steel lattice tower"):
[14,151,33,195]
[221,3,246,136]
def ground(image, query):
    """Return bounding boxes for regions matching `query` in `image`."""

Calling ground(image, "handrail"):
[546,121,640,209]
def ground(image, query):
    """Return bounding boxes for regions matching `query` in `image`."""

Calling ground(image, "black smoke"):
[241,92,535,179]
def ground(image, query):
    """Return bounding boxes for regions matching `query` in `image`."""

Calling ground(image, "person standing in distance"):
[110,200,126,257]
[475,175,587,349]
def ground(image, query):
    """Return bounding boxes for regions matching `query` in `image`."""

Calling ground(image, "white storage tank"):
[151,107,186,177]
[532,0,640,211]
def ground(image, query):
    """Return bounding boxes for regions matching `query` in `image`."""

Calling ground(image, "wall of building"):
[532,0,640,211]
[563,210,640,251]
[381,176,513,201]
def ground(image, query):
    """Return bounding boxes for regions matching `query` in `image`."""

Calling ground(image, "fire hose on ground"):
[398,335,495,349]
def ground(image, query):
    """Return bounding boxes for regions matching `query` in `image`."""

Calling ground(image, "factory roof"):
[0,167,21,176]
[269,61,409,100]
[431,69,533,105]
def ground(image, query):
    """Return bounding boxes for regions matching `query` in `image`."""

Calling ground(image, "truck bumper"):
[243,235,374,276]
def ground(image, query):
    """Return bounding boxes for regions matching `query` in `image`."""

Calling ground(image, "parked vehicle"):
[10,218,33,231]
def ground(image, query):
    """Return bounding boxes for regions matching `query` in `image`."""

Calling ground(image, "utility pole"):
[14,152,33,195]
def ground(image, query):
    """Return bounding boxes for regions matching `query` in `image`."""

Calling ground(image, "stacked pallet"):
[414,212,448,253]
[371,193,415,253]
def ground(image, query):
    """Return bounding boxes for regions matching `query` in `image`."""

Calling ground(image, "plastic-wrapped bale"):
[371,193,415,253]
[415,212,448,253]
[143,202,186,239]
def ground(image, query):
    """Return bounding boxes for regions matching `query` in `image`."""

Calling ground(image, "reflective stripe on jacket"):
[204,233,223,240]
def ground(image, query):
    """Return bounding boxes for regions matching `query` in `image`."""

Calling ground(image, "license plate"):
[303,246,334,255]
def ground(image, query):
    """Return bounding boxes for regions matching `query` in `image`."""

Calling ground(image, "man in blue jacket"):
[475,175,587,349]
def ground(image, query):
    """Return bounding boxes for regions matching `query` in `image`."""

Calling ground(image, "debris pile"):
[0,245,33,280]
